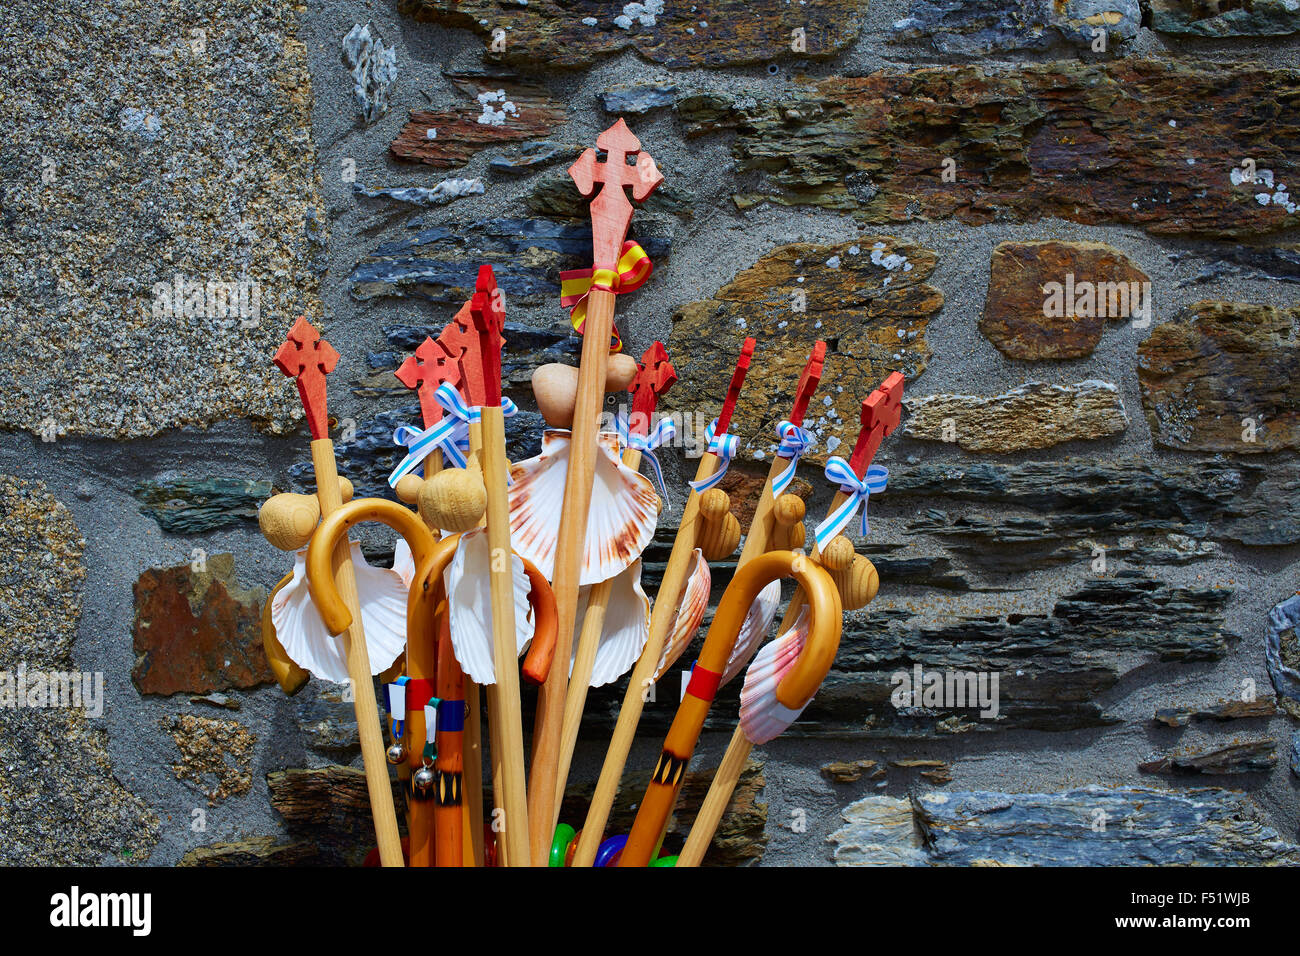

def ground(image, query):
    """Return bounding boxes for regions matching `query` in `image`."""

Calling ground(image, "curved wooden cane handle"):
[619,549,842,867]
[519,556,558,686]
[306,498,438,635]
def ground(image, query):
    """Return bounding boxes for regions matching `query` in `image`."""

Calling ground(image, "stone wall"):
[1,0,1298,865]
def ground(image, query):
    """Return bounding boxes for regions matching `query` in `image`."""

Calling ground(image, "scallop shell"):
[573,560,650,687]
[721,580,782,688]
[739,606,811,745]
[509,430,658,586]
[270,544,408,684]
[392,537,416,589]
[654,549,710,680]
[444,527,535,685]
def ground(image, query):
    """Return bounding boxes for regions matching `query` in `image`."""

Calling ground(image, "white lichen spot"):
[476,90,519,126]
[825,436,841,453]
[425,128,438,139]
[826,255,841,268]
[582,16,598,25]
[848,245,860,255]
[735,317,748,328]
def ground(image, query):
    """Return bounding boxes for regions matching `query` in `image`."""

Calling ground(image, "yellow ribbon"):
[559,241,653,352]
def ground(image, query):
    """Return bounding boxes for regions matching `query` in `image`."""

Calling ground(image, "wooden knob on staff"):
[533,357,644,429]
[821,534,856,571]
[829,552,878,610]
[259,493,321,551]
[338,477,354,503]
[770,493,806,551]
[698,488,741,562]
[395,474,424,505]
[418,468,487,532]
[604,353,638,392]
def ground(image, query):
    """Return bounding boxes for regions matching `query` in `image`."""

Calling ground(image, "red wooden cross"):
[848,371,905,476]
[395,336,462,427]
[788,341,828,428]
[716,337,757,435]
[468,264,506,407]
[274,316,339,440]
[627,340,676,436]
[569,119,663,270]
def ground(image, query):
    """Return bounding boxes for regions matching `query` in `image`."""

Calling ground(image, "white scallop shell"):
[654,549,710,680]
[508,430,658,586]
[573,560,650,687]
[444,527,535,685]
[270,544,408,684]
[721,580,782,687]
[739,606,811,745]
[392,537,416,588]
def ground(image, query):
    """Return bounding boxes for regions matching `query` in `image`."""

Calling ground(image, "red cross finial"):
[569,118,663,271]
[395,336,462,427]
[788,341,828,427]
[848,371,905,475]
[627,341,676,436]
[469,264,506,407]
[274,316,339,440]
[716,337,757,435]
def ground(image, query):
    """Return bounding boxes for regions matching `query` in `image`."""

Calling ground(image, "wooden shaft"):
[479,405,531,866]
[464,683,485,865]
[529,286,616,865]
[676,487,851,863]
[572,449,721,867]
[552,446,644,814]
[310,438,404,867]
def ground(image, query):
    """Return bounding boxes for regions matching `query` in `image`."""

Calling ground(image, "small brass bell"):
[386,742,406,765]
[412,763,436,801]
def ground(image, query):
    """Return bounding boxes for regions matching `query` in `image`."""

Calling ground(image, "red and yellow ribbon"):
[560,240,653,353]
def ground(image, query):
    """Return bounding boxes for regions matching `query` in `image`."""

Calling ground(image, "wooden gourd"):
[258,478,355,551]
[417,467,487,532]
[770,493,806,551]
[697,488,741,561]
[821,535,878,610]
[394,473,423,504]
[531,355,642,429]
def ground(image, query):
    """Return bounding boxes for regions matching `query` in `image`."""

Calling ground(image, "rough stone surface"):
[600,82,679,115]
[0,0,323,439]
[668,239,941,461]
[901,381,1128,453]
[1139,738,1278,775]
[1153,698,1277,727]
[132,553,271,696]
[712,61,1300,239]
[893,0,1141,54]
[832,787,1300,866]
[397,0,869,69]
[981,241,1150,359]
[162,713,256,803]
[1150,0,1300,36]
[1137,300,1300,453]
[0,476,158,864]
[390,71,566,168]
[133,478,272,534]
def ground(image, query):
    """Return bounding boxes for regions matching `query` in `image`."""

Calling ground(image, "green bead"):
[650,854,678,867]
[549,823,576,867]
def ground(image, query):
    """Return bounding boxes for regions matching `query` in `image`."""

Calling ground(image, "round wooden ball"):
[821,534,856,571]
[837,556,879,610]
[338,477,354,503]
[605,353,638,392]
[259,493,320,551]
[394,474,424,505]
[532,363,580,429]
[699,488,731,521]
[418,468,487,533]
[773,493,805,526]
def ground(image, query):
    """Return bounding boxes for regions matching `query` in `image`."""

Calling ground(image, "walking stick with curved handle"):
[618,550,843,867]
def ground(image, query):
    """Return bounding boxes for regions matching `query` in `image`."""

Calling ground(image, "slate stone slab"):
[1150,0,1300,36]
[1137,300,1300,453]
[708,61,1300,240]
[133,478,272,534]
[1139,738,1277,775]
[832,786,1300,865]
[893,0,1140,54]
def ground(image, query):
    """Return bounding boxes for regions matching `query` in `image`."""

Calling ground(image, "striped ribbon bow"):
[813,457,889,549]
[388,383,517,487]
[770,420,815,496]
[688,419,739,494]
[559,240,652,352]
[613,413,676,504]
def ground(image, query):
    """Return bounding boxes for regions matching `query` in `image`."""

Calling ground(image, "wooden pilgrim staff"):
[273,317,404,867]
[676,371,904,866]
[552,341,677,812]
[529,118,665,865]
[572,337,756,867]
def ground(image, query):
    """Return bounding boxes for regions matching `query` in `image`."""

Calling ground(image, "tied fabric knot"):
[614,413,676,505]
[688,419,738,493]
[813,457,888,549]
[559,240,652,352]
[388,383,517,487]
[770,420,814,496]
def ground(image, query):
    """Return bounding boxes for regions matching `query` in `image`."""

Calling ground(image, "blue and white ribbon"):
[614,413,676,503]
[770,420,815,496]
[387,382,517,486]
[813,457,888,549]
[687,419,739,493]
